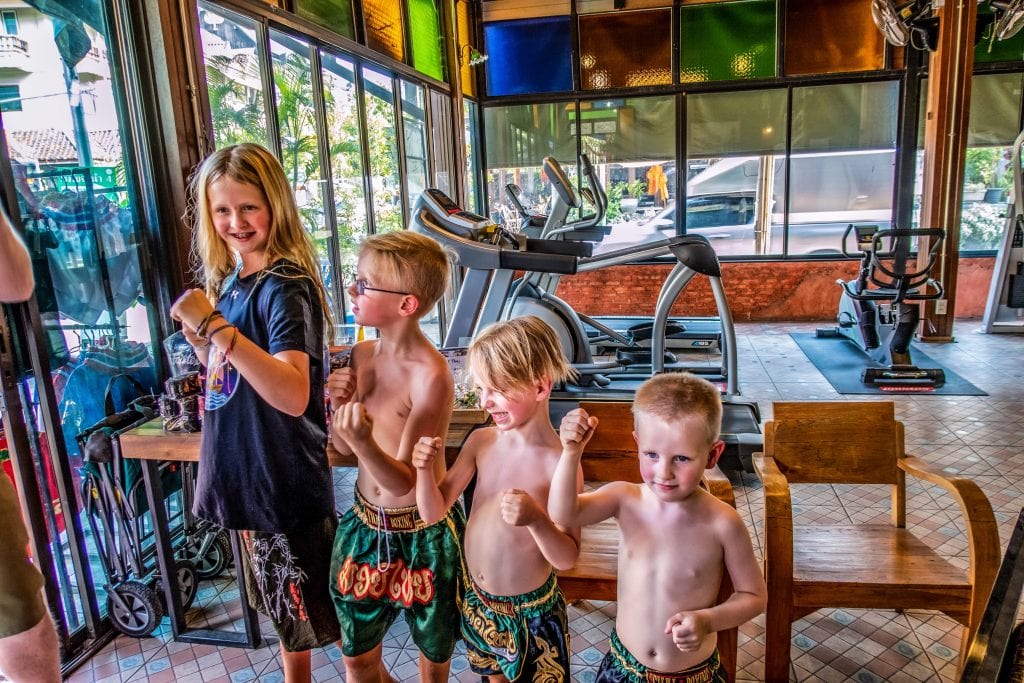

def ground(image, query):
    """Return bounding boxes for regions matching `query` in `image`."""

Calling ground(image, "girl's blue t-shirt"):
[194,262,333,533]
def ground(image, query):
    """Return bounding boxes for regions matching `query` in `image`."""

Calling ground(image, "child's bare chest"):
[356,366,412,422]
[618,509,722,580]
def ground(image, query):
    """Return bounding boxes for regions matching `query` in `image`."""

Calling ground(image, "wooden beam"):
[918,0,977,341]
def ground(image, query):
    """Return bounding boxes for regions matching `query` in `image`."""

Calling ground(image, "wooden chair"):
[556,401,739,681]
[754,401,1000,682]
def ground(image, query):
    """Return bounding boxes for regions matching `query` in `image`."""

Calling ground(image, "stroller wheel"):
[157,559,200,612]
[186,531,231,579]
[107,581,163,638]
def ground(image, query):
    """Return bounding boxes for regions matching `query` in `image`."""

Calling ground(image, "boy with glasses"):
[328,230,463,683]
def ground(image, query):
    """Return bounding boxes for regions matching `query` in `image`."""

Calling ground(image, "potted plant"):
[618,179,647,216]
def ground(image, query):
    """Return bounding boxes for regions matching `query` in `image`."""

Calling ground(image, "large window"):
[484,102,575,227]
[197,3,268,148]
[363,66,403,234]
[1,1,163,658]
[196,2,461,339]
[321,50,368,337]
[402,79,429,217]
[579,96,676,256]
[685,89,788,256]
[2,9,18,36]
[787,81,898,255]
[915,72,1024,251]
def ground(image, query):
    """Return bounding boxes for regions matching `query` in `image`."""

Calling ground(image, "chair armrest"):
[900,456,997,527]
[703,464,735,509]
[900,455,1001,629]
[753,453,793,520]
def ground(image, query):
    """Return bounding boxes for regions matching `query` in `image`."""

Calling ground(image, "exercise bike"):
[817,224,946,388]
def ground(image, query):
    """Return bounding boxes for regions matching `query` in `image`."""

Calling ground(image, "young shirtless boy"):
[328,231,461,683]
[550,373,766,683]
[413,316,581,682]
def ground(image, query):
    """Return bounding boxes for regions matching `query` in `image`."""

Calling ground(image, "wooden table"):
[117,408,489,648]
[119,408,488,466]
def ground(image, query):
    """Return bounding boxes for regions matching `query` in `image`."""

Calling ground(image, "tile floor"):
[61,321,1024,682]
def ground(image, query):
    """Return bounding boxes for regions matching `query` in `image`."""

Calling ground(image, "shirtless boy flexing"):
[550,373,766,682]
[328,231,460,683]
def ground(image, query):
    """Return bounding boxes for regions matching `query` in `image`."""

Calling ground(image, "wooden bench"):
[555,401,739,681]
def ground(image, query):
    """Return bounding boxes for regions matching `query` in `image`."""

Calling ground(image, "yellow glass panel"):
[363,0,405,62]
[784,0,885,75]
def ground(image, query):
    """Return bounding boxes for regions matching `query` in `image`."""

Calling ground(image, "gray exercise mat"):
[791,332,987,396]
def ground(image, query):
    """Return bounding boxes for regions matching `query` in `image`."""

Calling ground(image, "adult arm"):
[0,206,34,302]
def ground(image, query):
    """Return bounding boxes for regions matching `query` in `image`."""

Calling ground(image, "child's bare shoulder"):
[349,338,377,366]
[408,350,453,399]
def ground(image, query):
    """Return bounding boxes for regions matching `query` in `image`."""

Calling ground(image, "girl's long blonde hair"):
[189,143,333,332]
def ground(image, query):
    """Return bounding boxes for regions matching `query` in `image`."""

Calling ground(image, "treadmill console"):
[421,189,493,235]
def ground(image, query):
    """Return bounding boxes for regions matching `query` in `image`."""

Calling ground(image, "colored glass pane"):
[363,0,404,62]
[408,0,445,81]
[294,0,355,39]
[456,0,476,97]
[579,10,671,90]
[680,0,776,82]
[483,17,573,96]
[784,0,885,75]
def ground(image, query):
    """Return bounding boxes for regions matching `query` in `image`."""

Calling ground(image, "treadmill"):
[411,188,761,472]
[507,156,723,354]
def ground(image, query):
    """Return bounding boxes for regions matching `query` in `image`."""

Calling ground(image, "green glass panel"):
[408,0,445,81]
[294,0,354,39]
[680,0,776,83]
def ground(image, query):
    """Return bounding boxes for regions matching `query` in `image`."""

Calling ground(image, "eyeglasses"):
[352,278,410,296]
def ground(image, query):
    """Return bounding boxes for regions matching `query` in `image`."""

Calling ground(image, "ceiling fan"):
[991,0,1024,40]
[871,0,939,50]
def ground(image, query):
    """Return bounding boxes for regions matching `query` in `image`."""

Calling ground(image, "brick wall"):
[557,256,996,321]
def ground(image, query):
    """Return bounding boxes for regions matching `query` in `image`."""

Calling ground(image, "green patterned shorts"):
[461,572,570,681]
[330,489,465,662]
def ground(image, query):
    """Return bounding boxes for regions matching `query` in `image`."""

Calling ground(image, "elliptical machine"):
[817,224,946,388]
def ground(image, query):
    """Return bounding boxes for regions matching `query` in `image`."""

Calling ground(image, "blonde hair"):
[469,316,577,391]
[633,373,723,446]
[358,231,449,318]
[189,143,332,331]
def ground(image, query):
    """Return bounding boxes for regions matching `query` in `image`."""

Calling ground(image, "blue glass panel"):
[483,17,572,96]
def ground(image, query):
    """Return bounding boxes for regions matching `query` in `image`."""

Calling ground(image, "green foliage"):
[205,54,267,148]
[605,181,625,222]
[960,201,1006,250]
[964,147,1011,192]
